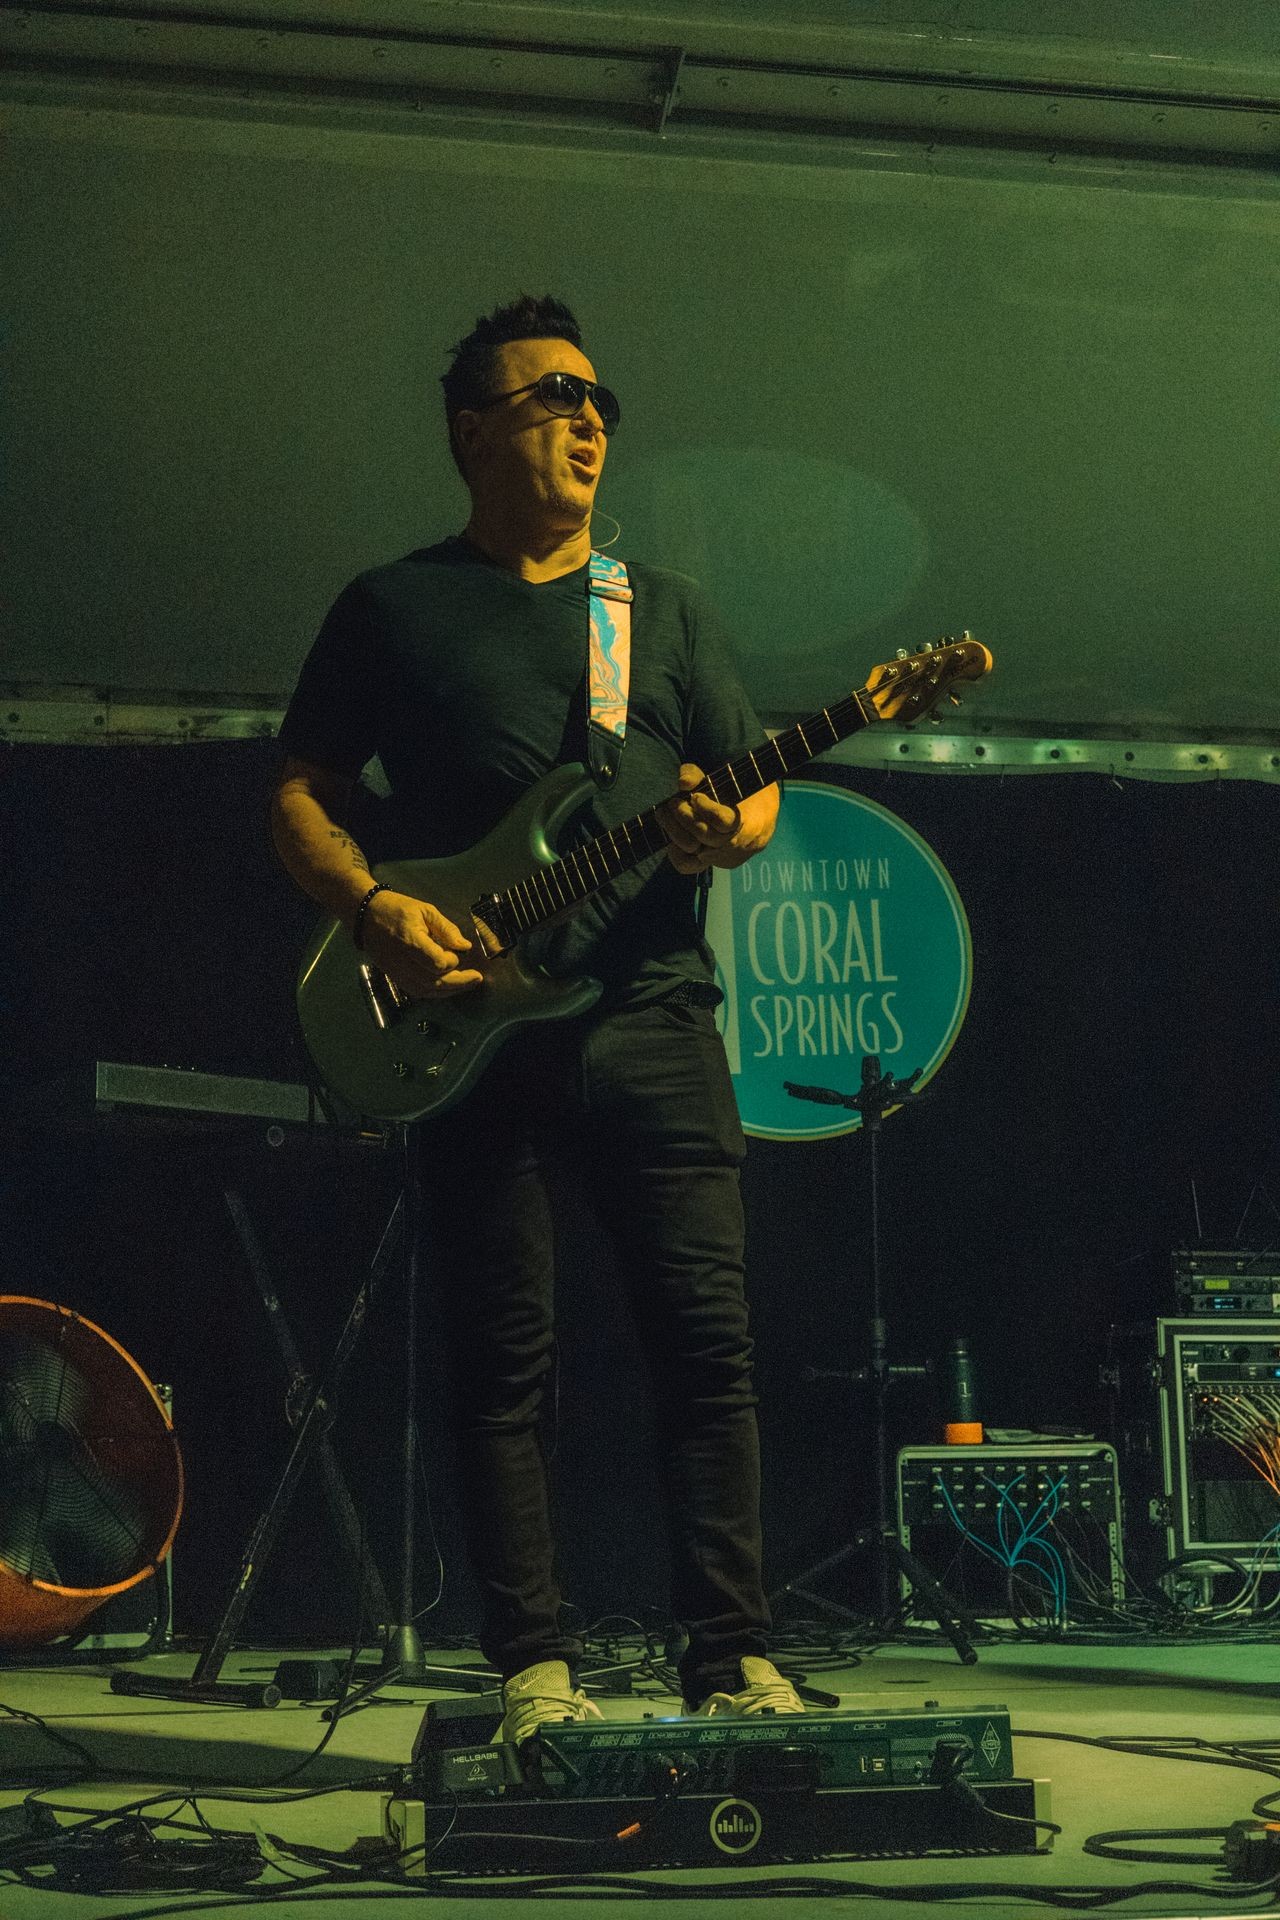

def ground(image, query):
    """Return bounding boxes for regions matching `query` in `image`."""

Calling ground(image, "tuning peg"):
[919,640,935,652]
[949,693,963,707]
[895,647,909,660]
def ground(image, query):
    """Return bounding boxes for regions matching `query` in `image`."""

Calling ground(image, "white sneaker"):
[493,1659,604,1746]
[682,1656,805,1717]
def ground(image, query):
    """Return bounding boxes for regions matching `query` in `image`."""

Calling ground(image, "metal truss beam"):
[3,3,1277,165]
[5,683,1279,781]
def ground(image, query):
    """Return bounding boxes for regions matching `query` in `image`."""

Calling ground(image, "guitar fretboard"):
[492,687,878,938]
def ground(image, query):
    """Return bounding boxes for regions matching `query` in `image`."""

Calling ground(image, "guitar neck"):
[492,686,879,938]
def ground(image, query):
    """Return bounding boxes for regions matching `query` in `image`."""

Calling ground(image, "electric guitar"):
[295,635,993,1122]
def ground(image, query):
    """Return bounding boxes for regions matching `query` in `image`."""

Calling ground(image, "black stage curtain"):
[5,742,1279,1637]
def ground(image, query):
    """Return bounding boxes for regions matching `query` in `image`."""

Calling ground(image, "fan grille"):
[0,1300,183,1638]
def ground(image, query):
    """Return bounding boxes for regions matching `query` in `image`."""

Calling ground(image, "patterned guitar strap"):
[585,550,632,788]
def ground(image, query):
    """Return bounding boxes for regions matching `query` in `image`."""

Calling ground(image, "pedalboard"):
[388,1699,1047,1869]
[413,1699,1016,1797]
[385,1774,1050,1870]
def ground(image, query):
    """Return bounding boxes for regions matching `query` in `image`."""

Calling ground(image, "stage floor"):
[3,1634,1279,1918]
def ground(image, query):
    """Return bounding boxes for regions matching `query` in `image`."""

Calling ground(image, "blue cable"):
[1014,1538,1068,1619]
[992,1470,1064,1541]
[993,1470,1026,1559]
[1009,1477,1069,1620]
[1245,1518,1280,1579]
[936,1480,1021,1572]
[935,1477,1065,1620]
[960,1472,1071,1622]
[996,1474,1069,1615]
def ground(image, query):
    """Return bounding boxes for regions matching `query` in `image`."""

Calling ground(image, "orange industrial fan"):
[0,1297,183,1646]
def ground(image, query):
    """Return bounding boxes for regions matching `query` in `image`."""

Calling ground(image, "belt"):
[662,980,723,1010]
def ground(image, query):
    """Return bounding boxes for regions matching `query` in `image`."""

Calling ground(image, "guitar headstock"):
[864,633,994,725]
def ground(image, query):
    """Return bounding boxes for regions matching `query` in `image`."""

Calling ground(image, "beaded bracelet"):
[351,882,386,950]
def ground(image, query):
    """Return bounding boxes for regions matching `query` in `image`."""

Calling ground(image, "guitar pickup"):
[358,962,406,1031]
[470,894,514,958]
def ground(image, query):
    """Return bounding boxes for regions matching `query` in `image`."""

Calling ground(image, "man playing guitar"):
[271,294,798,1743]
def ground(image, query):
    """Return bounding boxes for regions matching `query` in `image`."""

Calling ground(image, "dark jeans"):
[420,997,771,1704]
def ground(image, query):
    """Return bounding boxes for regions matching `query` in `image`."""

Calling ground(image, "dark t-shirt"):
[279,537,766,1004]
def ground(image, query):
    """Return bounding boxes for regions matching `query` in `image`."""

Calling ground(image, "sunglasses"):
[479,370,621,437]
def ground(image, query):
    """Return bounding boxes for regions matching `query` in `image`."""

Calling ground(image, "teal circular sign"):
[706,781,972,1141]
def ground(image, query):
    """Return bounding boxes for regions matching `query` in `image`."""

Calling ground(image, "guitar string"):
[491,646,972,936]
[495,693,862,934]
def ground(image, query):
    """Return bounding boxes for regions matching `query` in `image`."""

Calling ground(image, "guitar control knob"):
[392,1061,411,1079]
[416,1020,437,1036]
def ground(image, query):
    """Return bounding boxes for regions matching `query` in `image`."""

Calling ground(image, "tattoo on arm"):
[328,827,371,874]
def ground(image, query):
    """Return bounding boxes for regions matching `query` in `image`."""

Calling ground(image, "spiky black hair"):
[440,293,583,473]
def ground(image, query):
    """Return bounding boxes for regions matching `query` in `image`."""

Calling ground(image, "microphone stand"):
[768,1056,979,1665]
